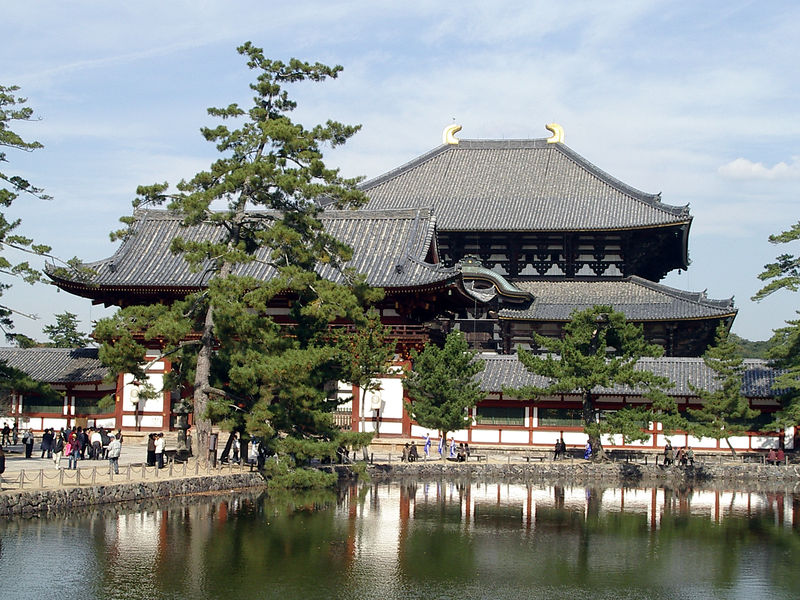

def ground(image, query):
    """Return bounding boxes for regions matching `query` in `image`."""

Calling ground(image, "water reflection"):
[1,483,799,599]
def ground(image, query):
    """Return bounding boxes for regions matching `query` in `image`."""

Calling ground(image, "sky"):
[1,0,799,343]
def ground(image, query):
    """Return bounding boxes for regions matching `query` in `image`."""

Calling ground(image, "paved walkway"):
[0,442,253,492]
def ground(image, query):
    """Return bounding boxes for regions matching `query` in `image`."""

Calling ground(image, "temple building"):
[34,125,786,451]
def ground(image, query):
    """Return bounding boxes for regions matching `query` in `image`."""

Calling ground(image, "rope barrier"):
[1,457,252,491]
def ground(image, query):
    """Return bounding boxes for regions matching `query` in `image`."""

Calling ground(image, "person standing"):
[52,431,65,469]
[11,423,18,445]
[232,432,241,464]
[22,429,34,458]
[41,428,54,459]
[423,433,431,461]
[1,423,10,445]
[146,433,156,466]
[107,434,121,474]
[154,432,165,469]
[68,435,81,470]
[90,429,102,460]
[78,428,89,459]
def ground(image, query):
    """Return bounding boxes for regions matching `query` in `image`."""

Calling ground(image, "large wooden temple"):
[33,125,786,452]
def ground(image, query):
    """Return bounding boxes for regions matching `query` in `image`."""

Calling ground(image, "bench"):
[524,452,549,462]
[469,454,487,462]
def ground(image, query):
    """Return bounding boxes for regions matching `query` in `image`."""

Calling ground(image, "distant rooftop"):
[480,354,777,397]
[0,347,108,383]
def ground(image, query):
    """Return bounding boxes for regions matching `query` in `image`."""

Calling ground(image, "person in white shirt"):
[154,432,165,469]
[107,434,122,474]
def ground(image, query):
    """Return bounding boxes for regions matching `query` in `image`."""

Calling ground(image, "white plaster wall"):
[122,414,163,428]
[532,431,562,446]
[471,429,499,443]
[376,422,403,435]
[751,436,780,450]
[42,418,67,429]
[726,435,752,450]
[122,373,164,412]
[562,431,587,445]
[375,378,404,419]
[411,425,438,438]
[686,435,718,449]
[500,429,528,444]
[94,417,116,428]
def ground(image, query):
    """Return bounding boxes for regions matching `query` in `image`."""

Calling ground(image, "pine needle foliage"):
[509,306,674,460]
[686,324,759,457]
[95,43,388,479]
[403,330,485,456]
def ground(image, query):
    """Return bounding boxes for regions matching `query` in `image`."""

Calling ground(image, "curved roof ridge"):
[630,276,735,308]
[552,143,689,218]
[358,144,452,190]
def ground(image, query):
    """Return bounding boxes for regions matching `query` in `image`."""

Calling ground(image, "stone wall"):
[367,462,800,491]
[0,472,266,516]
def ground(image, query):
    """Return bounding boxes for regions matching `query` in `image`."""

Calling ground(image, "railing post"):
[19,469,24,490]
[59,469,64,486]
[39,469,44,488]
[92,467,97,485]
[76,468,81,486]
[127,464,131,481]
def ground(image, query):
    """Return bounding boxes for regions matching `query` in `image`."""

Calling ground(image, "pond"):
[1,481,798,599]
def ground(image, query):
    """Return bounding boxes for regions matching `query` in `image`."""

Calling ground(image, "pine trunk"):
[725,437,737,458]
[583,391,605,461]
[192,303,215,467]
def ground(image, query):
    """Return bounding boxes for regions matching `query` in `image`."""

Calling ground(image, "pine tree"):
[510,306,673,460]
[43,311,91,348]
[403,330,485,458]
[761,315,800,432]
[95,43,382,480]
[686,324,759,457]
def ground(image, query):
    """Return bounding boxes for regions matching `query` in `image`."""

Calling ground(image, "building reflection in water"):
[2,484,800,599]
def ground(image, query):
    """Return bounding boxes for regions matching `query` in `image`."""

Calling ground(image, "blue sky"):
[2,1,799,342]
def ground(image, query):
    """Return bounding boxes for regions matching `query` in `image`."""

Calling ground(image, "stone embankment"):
[367,461,800,490]
[0,472,265,516]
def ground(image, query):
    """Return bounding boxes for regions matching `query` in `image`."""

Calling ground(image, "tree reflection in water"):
[1,482,799,599]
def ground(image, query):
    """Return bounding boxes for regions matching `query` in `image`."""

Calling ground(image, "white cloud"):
[718,157,800,180]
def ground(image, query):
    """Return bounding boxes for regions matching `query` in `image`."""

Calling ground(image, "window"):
[475,405,525,426]
[538,408,582,428]
[23,394,63,414]
[75,396,106,415]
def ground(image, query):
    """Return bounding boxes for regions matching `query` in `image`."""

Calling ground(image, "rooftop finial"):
[545,123,564,144]
[443,124,462,145]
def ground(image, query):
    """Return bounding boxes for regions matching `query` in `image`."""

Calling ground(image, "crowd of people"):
[0,424,125,471]
[662,442,695,466]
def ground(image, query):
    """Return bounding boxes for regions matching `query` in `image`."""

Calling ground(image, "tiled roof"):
[52,209,457,291]
[360,139,691,232]
[498,277,736,321]
[0,347,108,383]
[479,354,778,398]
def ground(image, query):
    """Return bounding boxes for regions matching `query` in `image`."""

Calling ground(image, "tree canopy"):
[403,330,485,456]
[751,221,800,434]
[753,221,800,301]
[43,311,91,348]
[95,43,387,484]
[685,324,759,456]
[0,86,54,338]
[509,306,674,460]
